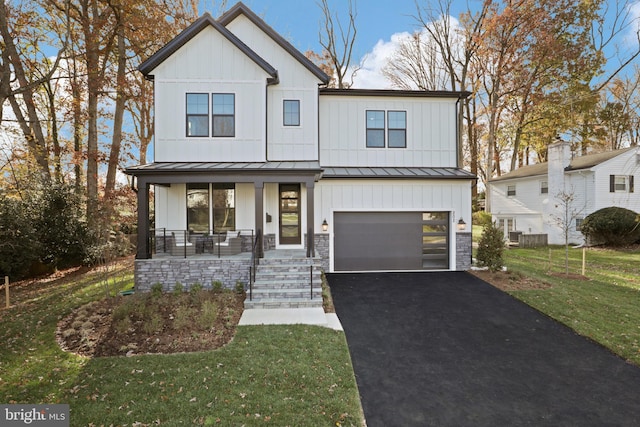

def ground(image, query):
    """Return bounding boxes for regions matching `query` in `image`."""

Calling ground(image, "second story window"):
[540,181,548,194]
[507,185,516,197]
[212,93,235,137]
[388,111,407,148]
[186,93,209,137]
[366,110,385,148]
[283,100,300,126]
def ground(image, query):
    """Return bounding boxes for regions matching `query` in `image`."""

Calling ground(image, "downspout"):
[265,72,279,161]
[455,95,462,169]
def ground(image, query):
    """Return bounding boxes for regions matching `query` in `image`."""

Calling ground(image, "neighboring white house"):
[125,2,474,291]
[488,140,640,245]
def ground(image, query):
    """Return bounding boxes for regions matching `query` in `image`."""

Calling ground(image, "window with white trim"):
[507,185,516,196]
[609,175,634,193]
[540,180,548,194]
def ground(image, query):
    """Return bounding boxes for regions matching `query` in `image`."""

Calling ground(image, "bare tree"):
[318,0,358,88]
[550,188,584,274]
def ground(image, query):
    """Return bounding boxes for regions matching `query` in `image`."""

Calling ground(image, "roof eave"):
[138,11,277,81]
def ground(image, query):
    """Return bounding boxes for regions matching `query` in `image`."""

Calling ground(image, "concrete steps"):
[244,255,323,309]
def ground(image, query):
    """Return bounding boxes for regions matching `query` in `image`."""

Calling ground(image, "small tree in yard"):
[476,222,505,272]
[550,189,583,275]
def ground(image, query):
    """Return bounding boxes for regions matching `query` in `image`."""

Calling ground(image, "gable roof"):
[490,147,637,182]
[138,12,278,82]
[218,2,330,85]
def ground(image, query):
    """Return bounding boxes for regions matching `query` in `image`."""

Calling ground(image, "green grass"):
[0,261,364,426]
[502,246,640,365]
[66,326,361,426]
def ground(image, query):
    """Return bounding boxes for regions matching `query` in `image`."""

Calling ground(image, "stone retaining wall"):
[135,258,252,292]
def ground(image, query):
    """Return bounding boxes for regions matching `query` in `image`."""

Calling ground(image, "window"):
[212,94,235,137]
[610,175,634,193]
[187,183,210,233]
[540,181,548,194]
[186,93,209,137]
[507,185,516,196]
[388,111,407,148]
[366,110,385,147]
[283,100,300,126]
[575,217,584,231]
[213,183,235,231]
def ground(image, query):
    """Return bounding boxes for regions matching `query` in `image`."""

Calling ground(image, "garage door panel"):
[334,212,423,271]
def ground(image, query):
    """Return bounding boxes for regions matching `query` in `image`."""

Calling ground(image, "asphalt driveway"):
[328,272,640,427]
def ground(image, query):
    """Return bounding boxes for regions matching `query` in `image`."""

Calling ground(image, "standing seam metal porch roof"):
[125,162,475,180]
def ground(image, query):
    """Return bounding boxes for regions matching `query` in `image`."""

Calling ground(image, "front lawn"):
[502,246,640,366]
[0,260,364,426]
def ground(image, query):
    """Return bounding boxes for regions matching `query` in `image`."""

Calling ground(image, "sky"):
[216,0,458,88]
[203,0,640,89]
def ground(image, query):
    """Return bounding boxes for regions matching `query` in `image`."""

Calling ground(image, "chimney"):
[547,136,571,196]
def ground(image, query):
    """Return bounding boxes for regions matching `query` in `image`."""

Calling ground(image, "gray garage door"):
[334,212,449,271]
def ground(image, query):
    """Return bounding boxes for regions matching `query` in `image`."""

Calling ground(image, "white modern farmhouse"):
[489,139,640,245]
[126,2,474,305]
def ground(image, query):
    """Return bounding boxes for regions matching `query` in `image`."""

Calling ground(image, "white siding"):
[155,184,186,231]
[225,15,322,161]
[319,96,458,167]
[151,26,271,162]
[592,150,640,213]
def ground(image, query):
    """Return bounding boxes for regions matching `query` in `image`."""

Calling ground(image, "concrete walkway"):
[239,307,343,331]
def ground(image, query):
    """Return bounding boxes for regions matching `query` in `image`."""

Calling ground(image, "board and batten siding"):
[319,95,458,167]
[225,14,322,161]
[151,26,271,163]
[316,179,470,215]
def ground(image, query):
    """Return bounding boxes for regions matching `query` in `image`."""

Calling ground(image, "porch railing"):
[149,228,255,259]
[248,228,262,301]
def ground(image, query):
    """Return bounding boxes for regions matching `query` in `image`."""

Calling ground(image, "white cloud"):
[351,31,414,89]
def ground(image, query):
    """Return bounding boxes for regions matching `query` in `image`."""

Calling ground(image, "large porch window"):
[213,183,235,231]
[186,183,235,233]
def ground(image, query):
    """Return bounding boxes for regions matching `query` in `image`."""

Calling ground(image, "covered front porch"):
[125,161,324,290]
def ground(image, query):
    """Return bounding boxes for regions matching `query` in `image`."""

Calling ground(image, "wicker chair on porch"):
[213,230,242,256]
[170,231,196,256]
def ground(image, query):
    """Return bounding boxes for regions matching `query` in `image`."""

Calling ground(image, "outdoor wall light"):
[457,217,467,231]
[322,219,329,232]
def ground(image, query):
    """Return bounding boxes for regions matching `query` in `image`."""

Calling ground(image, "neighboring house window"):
[575,217,584,231]
[186,93,209,137]
[498,218,514,239]
[212,93,235,137]
[609,175,635,193]
[187,183,210,233]
[366,110,385,147]
[213,183,235,231]
[540,181,548,194]
[283,100,300,126]
[507,185,516,196]
[388,111,407,148]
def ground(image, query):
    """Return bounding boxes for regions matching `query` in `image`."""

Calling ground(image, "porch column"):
[306,180,315,257]
[254,180,264,258]
[136,178,151,259]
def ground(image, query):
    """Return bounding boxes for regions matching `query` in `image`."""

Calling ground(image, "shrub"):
[581,207,640,246]
[476,222,505,272]
[212,280,223,293]
[472,211,493,227]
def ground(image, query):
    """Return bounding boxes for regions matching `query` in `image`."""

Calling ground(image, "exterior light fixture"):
[322,219,329,232]
[457,217,467,231]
